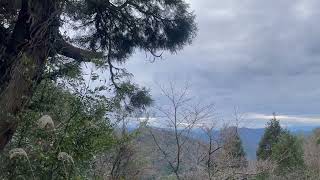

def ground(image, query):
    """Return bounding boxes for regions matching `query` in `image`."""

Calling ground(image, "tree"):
[0,68,153,178]
[149,82,214,179]
[304,128,320,176]
[256,114,282,160]
[93,101,151,179]
[0,80,116,179]
[199,125,222,180]
[220,126,246,168]
[271,131,304,173]
[256,119,305,179]
[0,0,197,150]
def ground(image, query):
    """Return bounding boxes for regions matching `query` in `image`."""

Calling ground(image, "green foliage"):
[1,0,197,77]
[256,115,283,160]
[0,81,116,179]
[1,0,195,178]
[114,82,153,112]
[42,0,197,83]
[65,0,197,59]
[271,131,304,173]
[254,172,269,180]
[0,70,154,179]
[256,116,305,178]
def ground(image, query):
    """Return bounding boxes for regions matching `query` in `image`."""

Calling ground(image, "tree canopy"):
[256,115,283,160]
[0,0,197,150]
[271,131,304,173]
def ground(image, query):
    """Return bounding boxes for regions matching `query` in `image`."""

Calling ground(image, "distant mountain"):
[288,126,317,136]
[188,128,265,160]
[238,128,265,160]
[133,127,206,178]
[189,126,316,160]
[129,125,317,161]
[127,125,318,179]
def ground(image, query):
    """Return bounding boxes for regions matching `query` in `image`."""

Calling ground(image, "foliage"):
[228,131,246,160]
[114,82,153,113]
[94,122,152,179]
[256,115,283,160]
[220,126,247,168]
[220,127,246,159]
[0,0,197,153]
[256,116,305,179]
[271,131,304,173]
[304,128,320,177]
[65,0,197,57]
[1,0,197,86]
[0,80,116,179]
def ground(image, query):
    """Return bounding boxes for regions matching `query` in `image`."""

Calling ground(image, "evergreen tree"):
[256,116,304,179]
[232,132,246,159]
[0,0,197,150]
[271,131,304,173]
[221,126,247,167]
[256,114,282,160]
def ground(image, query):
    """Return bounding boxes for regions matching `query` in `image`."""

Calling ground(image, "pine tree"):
[256,116,304,178]
[256,114,282,160]
[271,131,304,173]
[232,132,246,159]
[221,126,247,167]
[0,0,197,150]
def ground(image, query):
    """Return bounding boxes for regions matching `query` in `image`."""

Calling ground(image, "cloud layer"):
[124,0,320,127]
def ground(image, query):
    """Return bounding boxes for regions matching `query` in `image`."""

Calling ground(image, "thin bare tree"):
[199,124,222,180]
[149,81,214,179]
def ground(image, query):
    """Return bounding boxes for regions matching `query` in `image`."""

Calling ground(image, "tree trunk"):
[0,0,57,151]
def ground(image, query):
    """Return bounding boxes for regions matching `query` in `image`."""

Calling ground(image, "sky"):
[122,0,320,128]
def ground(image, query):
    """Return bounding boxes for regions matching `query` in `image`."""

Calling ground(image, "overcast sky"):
[123,0,320,128]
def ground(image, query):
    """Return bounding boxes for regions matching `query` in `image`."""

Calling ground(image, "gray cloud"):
[124,0,320,127]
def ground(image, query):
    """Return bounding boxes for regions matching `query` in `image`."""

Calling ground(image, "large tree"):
[256,114,283,160]
[271,131,304,173]
[0,0,196,150]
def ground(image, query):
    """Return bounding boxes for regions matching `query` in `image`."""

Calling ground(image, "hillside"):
[134,126,315,164]
[133,127,206,178]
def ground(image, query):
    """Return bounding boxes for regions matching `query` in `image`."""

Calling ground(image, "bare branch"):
[151,80,215,179]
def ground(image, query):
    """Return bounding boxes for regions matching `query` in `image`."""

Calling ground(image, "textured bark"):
[0,0,30,92]
[0,53,46,150]
[55,38,103,62]
[0,0,56,150]
[0,0,102,150]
